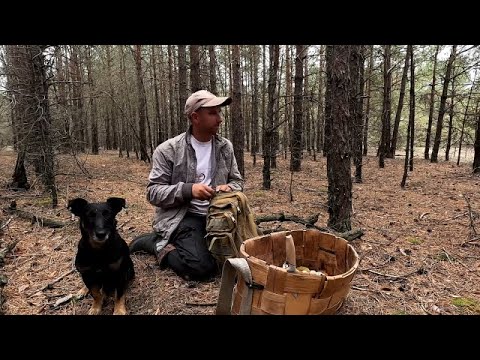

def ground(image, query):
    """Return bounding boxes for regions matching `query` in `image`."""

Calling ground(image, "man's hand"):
[192,183,215,200]
[215,184,232,193]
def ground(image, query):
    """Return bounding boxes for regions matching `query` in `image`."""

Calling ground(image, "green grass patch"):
[451,297,480,313]
[407,237,423,245]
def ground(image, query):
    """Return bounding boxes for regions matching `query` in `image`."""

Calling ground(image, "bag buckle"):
[246,281,264,290]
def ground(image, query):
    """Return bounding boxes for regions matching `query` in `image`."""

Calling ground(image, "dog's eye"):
[86,210,96,218]
[102,210,111,217]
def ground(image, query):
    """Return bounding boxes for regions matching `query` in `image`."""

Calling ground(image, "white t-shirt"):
[188,135,212,215]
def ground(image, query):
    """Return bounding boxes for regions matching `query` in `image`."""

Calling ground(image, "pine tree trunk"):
[190,45,201,92]
[401,46,415,188]
[86,46,99,155]
[351,45,364,183]
[408,47,415,172]
[134,45,150,162]
[151,45,164,146]
[457,74,475,165]
[251,46,259,166]
[425,45,440,160]
[317,46,325,156]
[178,45,188,134]
[290,45,305,172]
[473,112,480,173]
[390,45,410,158]
[379,45,392,168]
[231,45,244,177]
[445,68,455,161]
[263,45,279,190]
[431,45,457,163]
[326,45,352,232]
[363,45,374,156]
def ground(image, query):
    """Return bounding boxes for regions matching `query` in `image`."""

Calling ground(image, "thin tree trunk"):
[151,45,164,146]
[401,47,415,188]
[178,45,188,134]
[445,66,456,161]
[379,45,392,168]
[317,45,325,156]
[390,45,410,158]
[351,45,364,183]
[86,46,99,155]
[167,45,176,137]
[190,45,201,92]
[290,45,305,172]
[425,45,440,160]
[431,45,457,163]
[231,45,244,177]
[409,47,415,172]
[134,45,150,162]
[363,45,373,156]
[263,45,279,190]
[457,72,476,165]
[473,111,480,173]
[250,46,259,166]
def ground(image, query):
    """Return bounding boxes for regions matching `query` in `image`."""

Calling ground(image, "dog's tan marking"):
[76,286,89,298]
[87,286,104,315]
[113,291,127,315]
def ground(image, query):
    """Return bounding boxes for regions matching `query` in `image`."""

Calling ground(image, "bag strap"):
[216,257,254,315]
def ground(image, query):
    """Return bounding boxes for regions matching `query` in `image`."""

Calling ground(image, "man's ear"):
[107,197,126,215]
[68,198,88,217]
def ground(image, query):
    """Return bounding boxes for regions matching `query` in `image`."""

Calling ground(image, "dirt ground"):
[0,148,479,315]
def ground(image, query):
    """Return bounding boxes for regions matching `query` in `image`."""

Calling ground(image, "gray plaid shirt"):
[146,126,244,244]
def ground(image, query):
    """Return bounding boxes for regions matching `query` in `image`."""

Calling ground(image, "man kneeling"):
[130,90,243,281]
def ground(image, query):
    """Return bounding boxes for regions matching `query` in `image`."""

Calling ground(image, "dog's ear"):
[68,198,88,217]
[107,197,126,215]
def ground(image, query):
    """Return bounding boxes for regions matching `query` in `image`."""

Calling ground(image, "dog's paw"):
[87,306,102,315]
[76,286,89,299]
[113,307,128,315]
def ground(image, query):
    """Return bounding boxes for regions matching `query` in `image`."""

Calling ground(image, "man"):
[130,90,244,281]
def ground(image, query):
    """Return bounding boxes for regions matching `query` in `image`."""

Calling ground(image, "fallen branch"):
[185,302,217,307]
[0,217,13,232]
[5,201,66,228]
[256,212,364,241]
[364,268,422,280]
[30,269,76,296]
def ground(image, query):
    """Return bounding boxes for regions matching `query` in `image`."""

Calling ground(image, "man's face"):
[192,106,223,136]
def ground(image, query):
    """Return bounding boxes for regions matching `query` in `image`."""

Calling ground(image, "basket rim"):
[239,229,360,279]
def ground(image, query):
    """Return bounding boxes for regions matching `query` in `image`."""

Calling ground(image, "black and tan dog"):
[68,197,134,315]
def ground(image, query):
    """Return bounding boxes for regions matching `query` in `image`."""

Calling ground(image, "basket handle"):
[216,258,254,315]
[285,234,296,272]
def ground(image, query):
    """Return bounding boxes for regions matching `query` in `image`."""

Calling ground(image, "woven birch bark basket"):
[231,229,359,315]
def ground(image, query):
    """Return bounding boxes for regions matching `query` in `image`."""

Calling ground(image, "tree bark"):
[190,45,201,92]
[290,45,305,172]
[363,45,374,156]
[425,45,440,160]
[326,45,353,232]
[379,45,392,168]
[262,45,279,190]
[178,45,188,134]
[401,45,415,188]
[134,45,150,162]
[431,45,457,163]
[231,45,245,177]
[390,45,410,158]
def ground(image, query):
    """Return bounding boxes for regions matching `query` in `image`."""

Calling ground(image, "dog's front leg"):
[113,290,127,315]
[76,286,89,299]
[88,286,104,315]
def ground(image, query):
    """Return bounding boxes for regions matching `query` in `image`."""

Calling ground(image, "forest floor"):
[0,148,479,315]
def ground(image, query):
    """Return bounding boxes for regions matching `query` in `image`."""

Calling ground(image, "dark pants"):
[160,212,218,281]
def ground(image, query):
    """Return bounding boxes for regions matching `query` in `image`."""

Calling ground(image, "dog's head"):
[68,197,126,246]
